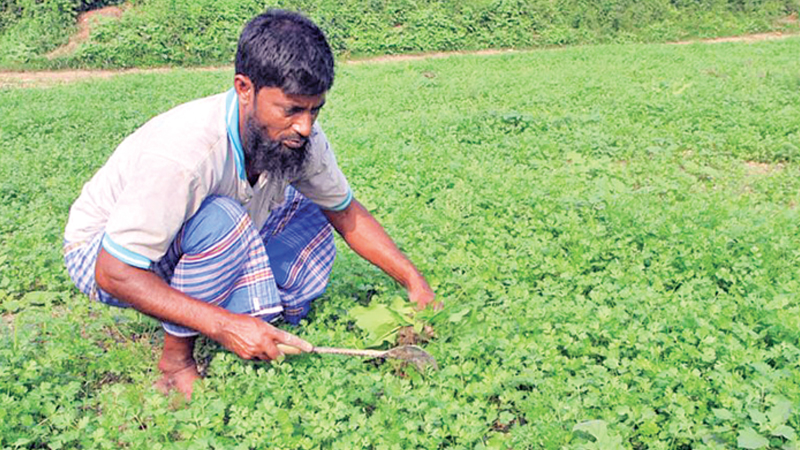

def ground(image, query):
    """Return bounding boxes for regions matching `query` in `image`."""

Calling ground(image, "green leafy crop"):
[2,38,800,448]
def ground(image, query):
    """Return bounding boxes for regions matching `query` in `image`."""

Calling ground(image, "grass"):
[1,38,800,448]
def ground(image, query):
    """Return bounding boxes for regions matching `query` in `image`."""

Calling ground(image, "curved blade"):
[384,345,438,372]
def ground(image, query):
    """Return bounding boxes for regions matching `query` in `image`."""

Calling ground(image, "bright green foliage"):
[573,420,625,449]
[2,39,800,448]
[349,295,419,347]
[0,0,125,66]
[0,0,77,65]
[1,0,799,68]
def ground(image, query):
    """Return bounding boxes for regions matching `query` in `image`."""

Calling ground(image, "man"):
[63,9,436,399]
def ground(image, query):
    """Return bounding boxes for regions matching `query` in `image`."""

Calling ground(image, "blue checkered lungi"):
[63,186,335,337]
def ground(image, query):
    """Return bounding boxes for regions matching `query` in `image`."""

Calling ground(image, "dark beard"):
[243,116,308,184]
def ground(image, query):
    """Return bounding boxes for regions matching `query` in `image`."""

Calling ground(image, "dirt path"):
[672,30,796,44]
[0,66,230,88]
[1,31,797,88]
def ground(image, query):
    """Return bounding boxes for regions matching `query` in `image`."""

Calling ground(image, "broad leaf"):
[22,291,61,305]
[738,427,769,449]
[768,398,792,428]
[573,420,609,441]
[713,408,734,421]
[350,302,402,347]
[772,425,797,441]
[448,308,471,323]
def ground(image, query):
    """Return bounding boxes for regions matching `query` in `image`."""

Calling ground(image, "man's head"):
[233,10,334,181]
[235,9,334,96]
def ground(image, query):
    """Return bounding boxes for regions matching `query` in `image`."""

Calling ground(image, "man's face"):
[249,86,326,149]
[235,77,326,180]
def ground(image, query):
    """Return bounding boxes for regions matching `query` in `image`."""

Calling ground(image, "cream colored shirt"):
[64,90,352,269]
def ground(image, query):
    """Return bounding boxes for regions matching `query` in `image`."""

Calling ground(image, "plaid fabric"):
[63,187,335,337]
[261,186,336,324]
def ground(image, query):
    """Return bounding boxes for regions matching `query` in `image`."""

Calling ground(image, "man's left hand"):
[324,199,442,311]
[409,282,441,310]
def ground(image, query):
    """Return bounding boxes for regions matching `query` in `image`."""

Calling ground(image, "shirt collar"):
[225,88,247,181]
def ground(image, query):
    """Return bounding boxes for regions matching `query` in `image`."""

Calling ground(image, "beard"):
[243,116,308,183]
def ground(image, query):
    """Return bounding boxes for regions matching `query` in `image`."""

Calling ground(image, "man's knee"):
[181,196,249,254]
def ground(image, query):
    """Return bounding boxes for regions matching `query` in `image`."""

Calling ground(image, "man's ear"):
[233,75,254,107]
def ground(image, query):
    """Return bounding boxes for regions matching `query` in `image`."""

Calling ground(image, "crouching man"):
[63,9,436,399]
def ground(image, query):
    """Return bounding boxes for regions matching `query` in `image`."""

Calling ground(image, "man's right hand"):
[96,248,314,362]
[215,313,314,361]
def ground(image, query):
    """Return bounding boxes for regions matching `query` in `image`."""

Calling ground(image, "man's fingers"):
[261,339,282,360]
[276,343,303,355]
[416,299,442,311]
[273,329,314,352]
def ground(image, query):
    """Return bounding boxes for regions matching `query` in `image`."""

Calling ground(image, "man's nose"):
[292,112,314,138]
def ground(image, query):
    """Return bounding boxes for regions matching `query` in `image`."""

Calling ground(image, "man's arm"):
[322,198,437,309]
[94,248,313,359]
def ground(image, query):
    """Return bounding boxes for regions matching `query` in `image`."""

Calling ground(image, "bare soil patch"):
[743,160,785,176]
[672,30,795,45]
[1,313,14,330]
[0,66,228,88]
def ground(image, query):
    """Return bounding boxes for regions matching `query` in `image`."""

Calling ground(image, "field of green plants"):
[1,0,798,69]
[2,37,800,449]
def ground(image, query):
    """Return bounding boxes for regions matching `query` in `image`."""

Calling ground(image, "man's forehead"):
[257,87,326,108]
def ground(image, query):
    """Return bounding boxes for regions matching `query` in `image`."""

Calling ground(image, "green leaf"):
[448,308,471,323]
[565,151,585,165]
[22,291,61,305]
[485,432,510,450]
[772,425,797,441]
[371,325,402,347]
[1,299,20,313]
[748,408,769,427]
[573,420,609,441]
[350,302,402,347]
[498,411,515,424]
[573,420,624,449]
[738,427,769,449]
[766,296,790,310]
[387,295,414,326]
[13,438,33,447]
[767,398,792,428]
[713,408,734,421]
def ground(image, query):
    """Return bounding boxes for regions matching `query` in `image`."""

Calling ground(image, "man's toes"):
[153,376,173,395]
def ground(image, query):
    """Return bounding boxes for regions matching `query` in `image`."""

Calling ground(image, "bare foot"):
[155,334,200,400]
[154,361,201,400]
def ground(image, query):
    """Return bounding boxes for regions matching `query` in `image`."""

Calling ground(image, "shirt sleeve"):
[292,125,353,211]
[103,153,208,268]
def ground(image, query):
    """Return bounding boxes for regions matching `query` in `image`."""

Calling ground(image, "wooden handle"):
[277,344,388,358]
[311,347,388,358]
[276,344,303,355]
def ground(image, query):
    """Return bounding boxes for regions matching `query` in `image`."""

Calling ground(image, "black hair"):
[235,9,334,96]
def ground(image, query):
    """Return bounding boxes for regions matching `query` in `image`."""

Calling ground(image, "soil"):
[672,30,795,45]
[743,160,785,176]
[0,66,226,88]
